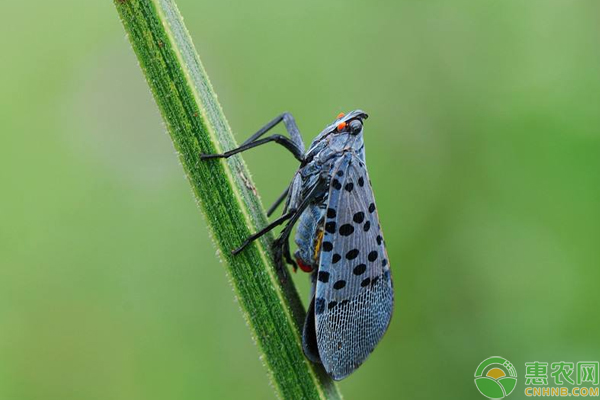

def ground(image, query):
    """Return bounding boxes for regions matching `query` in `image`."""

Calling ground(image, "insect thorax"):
[291,127,366,272]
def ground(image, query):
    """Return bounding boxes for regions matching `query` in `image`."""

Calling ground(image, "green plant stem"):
[113,1,342,399]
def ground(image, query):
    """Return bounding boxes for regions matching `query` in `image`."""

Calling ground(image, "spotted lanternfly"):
[201,110,393,380]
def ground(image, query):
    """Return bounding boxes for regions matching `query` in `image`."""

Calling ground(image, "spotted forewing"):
[312,152,393,380]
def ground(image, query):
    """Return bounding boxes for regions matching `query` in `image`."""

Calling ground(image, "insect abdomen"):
[294,203,325,271]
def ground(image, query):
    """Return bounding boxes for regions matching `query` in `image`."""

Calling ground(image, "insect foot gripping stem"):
[272,238,296,270]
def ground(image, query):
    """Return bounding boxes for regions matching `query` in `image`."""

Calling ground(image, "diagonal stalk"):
[113,0,343,399]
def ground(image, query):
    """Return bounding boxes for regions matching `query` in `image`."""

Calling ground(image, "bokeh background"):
[2,0,600,399]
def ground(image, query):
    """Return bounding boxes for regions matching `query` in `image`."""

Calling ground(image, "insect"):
[201,110,393,380]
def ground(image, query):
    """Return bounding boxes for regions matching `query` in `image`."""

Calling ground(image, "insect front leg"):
[200,112,306,162]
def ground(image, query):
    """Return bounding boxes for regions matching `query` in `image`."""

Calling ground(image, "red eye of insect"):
[337,121,347,131]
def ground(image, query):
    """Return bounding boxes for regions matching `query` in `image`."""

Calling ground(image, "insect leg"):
[201,112,305,161]
[266,187,289,217]
[272,175,329,270]
[240,112,304,150]
[201,135,304,161]
[231,211,294,255]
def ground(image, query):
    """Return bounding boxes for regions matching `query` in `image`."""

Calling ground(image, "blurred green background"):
[2,0,600,399]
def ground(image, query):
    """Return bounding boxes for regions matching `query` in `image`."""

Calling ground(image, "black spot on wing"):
[339,224,354,236]
[325,221,336,234]
[346,249,359,260]
[353,212,364,223]
[333,280,346,290]
[353,264,366,275]
[318,271,330,282]
[368,251,378,262]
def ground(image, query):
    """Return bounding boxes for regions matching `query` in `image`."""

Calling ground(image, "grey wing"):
[314,152,394,380]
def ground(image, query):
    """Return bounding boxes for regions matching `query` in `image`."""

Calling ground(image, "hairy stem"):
[113,0,342,399]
